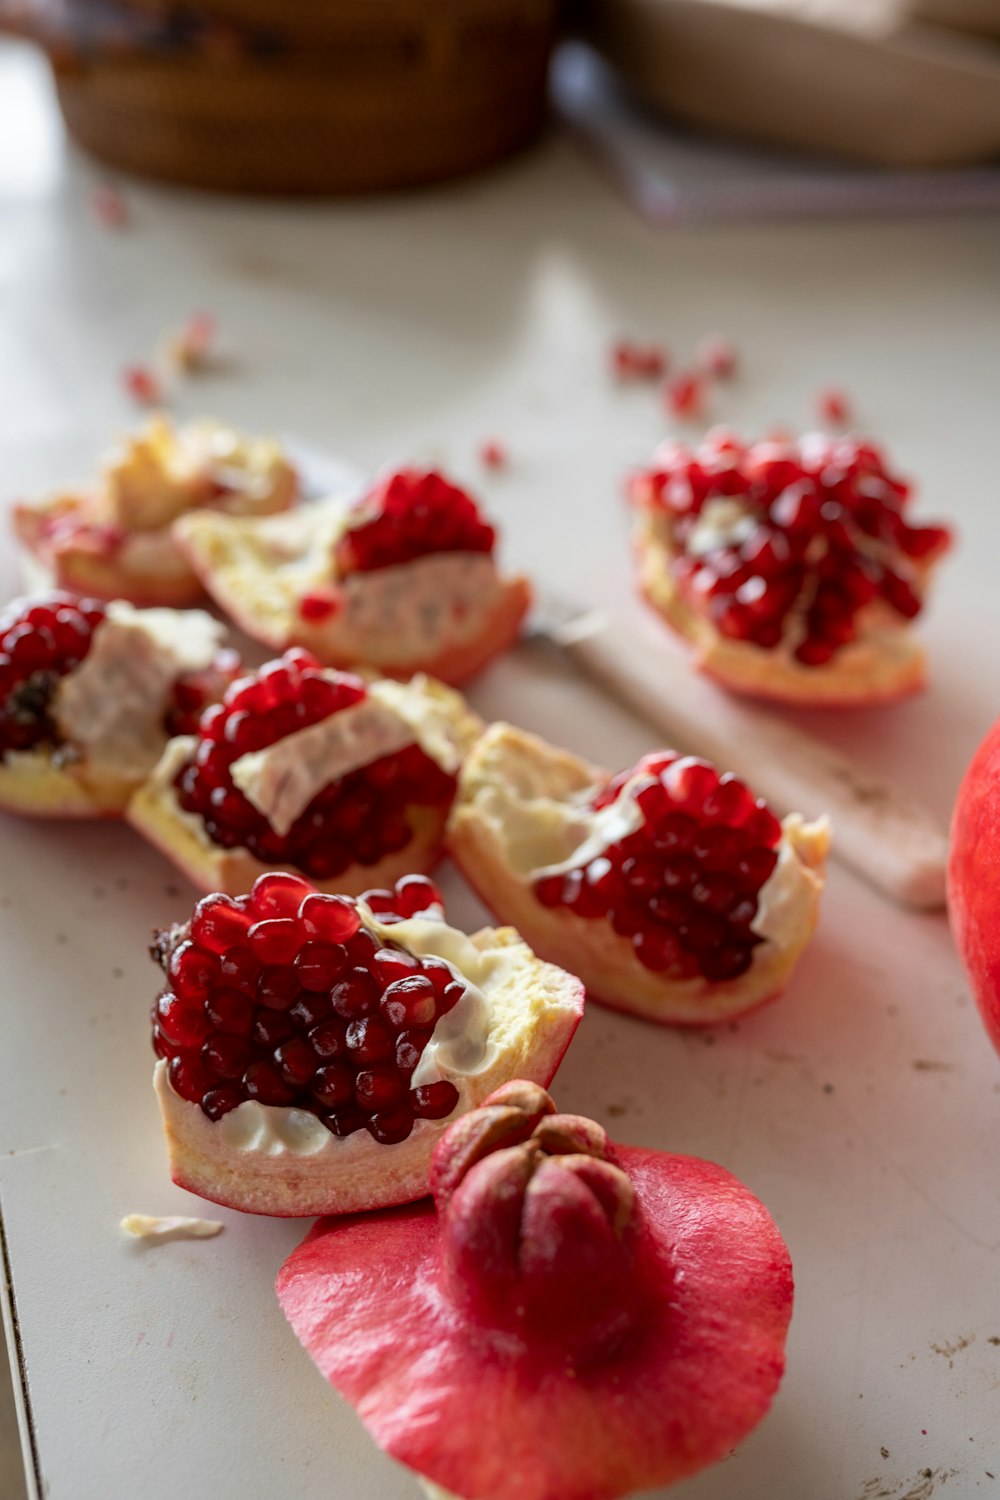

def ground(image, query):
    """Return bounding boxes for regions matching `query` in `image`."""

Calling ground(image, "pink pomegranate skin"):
[278,1093,793,1500]
[948,716,1000,1057]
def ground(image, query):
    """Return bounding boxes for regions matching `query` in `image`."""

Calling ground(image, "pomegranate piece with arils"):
[0,593,106,759]
[334,468,496,575]
[535,751,781,986]
[171,650,455,879]
[447,723,829,1025]
[153,873,461,1143]
[630,428,952,705]
[277,1080,794,1500]
[150,875,586,1216]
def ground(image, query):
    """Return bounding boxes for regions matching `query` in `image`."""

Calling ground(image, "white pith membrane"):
[134,672,480,859]
[449,724,830,1024]
[153,899,583,1215]
[171,492,527,672]
[13,417,297,592]
[0,602,225,809]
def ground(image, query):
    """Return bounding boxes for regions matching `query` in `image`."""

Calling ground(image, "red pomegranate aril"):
[203,1032,253,1081]
[248,918,303,965]
[362,888,398,917]
[308,1018,349,1061]
[691,875,737,914]
[157,991,211,1049]
[251,1009,295,1048]
[393,874,443,917]
[395,1028,431,1075]
[256,965,300,1011]
[416,955,453,999]
[438,981,466,1016]
[736,847,779,887]
[312,1064,354,1109]
[297,893,361,942]
[692,826,747,873]
[331,968,379,1019]
[371,947,419,986]
[169,1053,214,1103]
[611,904,644,938]
[294,941,348,991]
[411,1080,460,1120]
[632,926,682,973]
[346,1015,394,1065]
[621,855,661,894]
[379,975,437,1028]
[168,942,219,1001]
[743,803,782,846]
[274,1038,317,1088]
[289,993,333,1031]
[219,945,259,993]
[355,1067,407,1111]
[325,1106,367,1138]
[241,1062,295,1106]
[534,875,564,908]
[250,872,313,919]
[202,1086,243,1121]
[664,758,719,812]
[701,943,755,983]
[366,1108,415,1145]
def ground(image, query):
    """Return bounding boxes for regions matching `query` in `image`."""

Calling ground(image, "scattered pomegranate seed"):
[818,389,851,426]
[534,754,782,985]
[173,651,456,878]
[123,364,162,405]
[665,373,706,421]
[93,183,127,229]
[334,469,495,576]
[298,591,341,623]
[478,440,507,471]
[630,429,951,667]
[171,312,216,372]
[0,594,107,758]
[611,340,668,382]
[697,335,738,380]
[151,876,465,1142]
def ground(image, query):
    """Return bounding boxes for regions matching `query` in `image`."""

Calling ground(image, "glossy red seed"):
[371,947,419,986]
[395,1028,431,1075]
[666,372,705,420]
[366,1108,415,1145]
[393,874,443,917]
[297,893,360,942]
[242,1061,296,1106]
[169,1053,213,1103]
[248,918,302,965]
[274,1038,316,1088]
[632,927,682,972]
[289,992,332,1030]
[219,946,259,992]
[438,981,466,1016]
[411,1081,460,1119]
[330,968,379,1019]
[250,872,313,919]
[168,942,218,1001]
[294,941,348,991]
[202,1033,253,1081]
[202,1086,243,1121]
[355,1066,407,1111]
[251,1009,294,1048]
[191,894,252,954]
[256,965,300,1011]
[379,975,436,1028]
[312,1064,354,1108]
[345,1016,394,1064]
[308,1018,349,1060]
[157,992,210,1049]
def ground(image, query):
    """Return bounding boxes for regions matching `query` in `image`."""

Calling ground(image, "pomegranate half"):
[0,592,235,818]
[128,648,481,895]
[447,724,829,1024]
[948,715,1000,1059]
[630,429,951,705]
[13,416,298,607]
[172,467,532,684]
[151,879,584,1216]
[277,1080,794,1500]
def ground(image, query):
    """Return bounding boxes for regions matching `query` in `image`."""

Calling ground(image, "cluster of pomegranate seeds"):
[0,595,107,757]
[534,753,783,984]
[152,873,463,1142]
[334,469,496,575]
[632,430,951,666]
[173,649,455,877]
[165,649,243,737]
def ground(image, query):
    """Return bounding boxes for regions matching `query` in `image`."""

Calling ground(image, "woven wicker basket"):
[53,0,560,194]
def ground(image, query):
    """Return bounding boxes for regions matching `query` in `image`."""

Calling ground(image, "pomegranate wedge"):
[630,429,951,705]
[0,592,235,818]
[151,880,584,1216]
[448,725,829,1024]
[277,1081,794,1500]
[13,416,298,607]
[128,649,480,895]
[173,467,532,684]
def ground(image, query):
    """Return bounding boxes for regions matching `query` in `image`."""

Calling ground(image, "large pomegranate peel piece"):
[128,648,481,895]
[13,416,298,608]
[630,428,952,705]
[948,715,1000,1059]
[447,724,829,1024]
[0,592,235,817]
[277,1080,794,1500]
[151,879,584,1216]
[173,466,532,684]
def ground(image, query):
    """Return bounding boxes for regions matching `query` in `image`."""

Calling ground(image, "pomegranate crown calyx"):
[430,1083,640,1349]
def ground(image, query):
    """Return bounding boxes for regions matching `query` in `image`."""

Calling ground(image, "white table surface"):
[2,37,1000,1500]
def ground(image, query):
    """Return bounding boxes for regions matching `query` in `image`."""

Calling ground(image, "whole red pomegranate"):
[948,716,1000,1057]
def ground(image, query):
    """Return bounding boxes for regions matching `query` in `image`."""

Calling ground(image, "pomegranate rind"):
[636,516,927,706]
[447,724,829,1026]
[948,715,1000,1059]
[156,927,584,1217]
[14,416,298,607]
[276,1145,793,1500]
[0,747,136,818]
[173,504,532,686]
